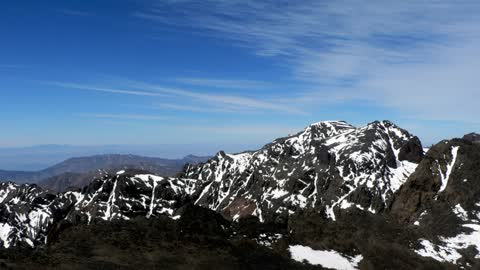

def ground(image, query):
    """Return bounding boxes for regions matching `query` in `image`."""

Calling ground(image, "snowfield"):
[289,245,363,269]
[415,224,480,264]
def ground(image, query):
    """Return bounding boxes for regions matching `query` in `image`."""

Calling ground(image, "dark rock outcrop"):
[398,136,424,163]
[463,133,480,143]
[390,138,480,224]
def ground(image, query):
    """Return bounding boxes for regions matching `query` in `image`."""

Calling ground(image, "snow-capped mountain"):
[182,120,423,222]
[0,120,424,248]
[64,170,199,223]
[0,182,65,248]
[0,170,201,248]
[1,121,479,269]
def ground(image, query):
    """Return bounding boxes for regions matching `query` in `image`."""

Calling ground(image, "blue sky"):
[1,0,479,155]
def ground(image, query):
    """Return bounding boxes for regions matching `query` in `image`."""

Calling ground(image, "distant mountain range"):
[0,144,251,171]
[0,120,479,269]
[0,154,210,192]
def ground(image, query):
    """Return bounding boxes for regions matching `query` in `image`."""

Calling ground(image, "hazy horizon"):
[0,143,262,171]
[0,119,466,171]
[2,1,479,168]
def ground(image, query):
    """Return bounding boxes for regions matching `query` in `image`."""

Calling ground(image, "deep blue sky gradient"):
[1,1,478,159]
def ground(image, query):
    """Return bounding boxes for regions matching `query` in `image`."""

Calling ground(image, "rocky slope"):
[391,136,480,267]
[0,205,319,270]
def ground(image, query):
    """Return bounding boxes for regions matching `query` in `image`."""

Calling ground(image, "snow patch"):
[415,224,480,263]
[453,204,468,221]
[289,245,363,270]
[0,223,13,248]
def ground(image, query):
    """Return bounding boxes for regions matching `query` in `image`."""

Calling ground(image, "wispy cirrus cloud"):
[174,77,275,90]
[126,80,304,114]
[76,113,169,121]
[135,0,480,123]
[50,80,305,115]
[153,103,244,114]
[46,82,167,97]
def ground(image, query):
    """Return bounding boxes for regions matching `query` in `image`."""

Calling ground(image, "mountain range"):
[0,154,210,192]
[0,120,478,269]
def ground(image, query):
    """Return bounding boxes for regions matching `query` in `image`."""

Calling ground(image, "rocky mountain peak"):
[463,132,480,143]
[306,120,355,139]
[181,120,423,222]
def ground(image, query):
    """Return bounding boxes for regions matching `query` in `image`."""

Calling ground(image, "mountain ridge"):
[0,154,210,190]
[182,120,423,222]
[0,120,478,269]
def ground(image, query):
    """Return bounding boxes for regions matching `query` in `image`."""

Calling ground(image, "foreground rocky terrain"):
[0,120,478,269]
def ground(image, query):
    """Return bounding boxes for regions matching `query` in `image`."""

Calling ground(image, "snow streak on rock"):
[437,146,459,193]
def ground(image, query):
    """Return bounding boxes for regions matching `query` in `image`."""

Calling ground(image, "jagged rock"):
[390,138,480,223]
[390,138,480,267]
[398,136,424,163]
[463,133,480,143]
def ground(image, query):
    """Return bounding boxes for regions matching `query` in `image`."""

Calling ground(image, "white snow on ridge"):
[323,121,417,220]
[415,224,480,264]
[0,223,13,248]
[389,160,418,193]
[0,183,16,204]
[415,239,461,263]
[289,245,363,270]
[227,152,253,174]
[147,176,161,218]
[453,204,469,221]
[103,180,116,220]
[437,146,459,193]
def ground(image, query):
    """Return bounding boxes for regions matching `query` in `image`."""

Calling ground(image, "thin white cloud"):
[76,113,169,121]
[51,80,305,115]
[47,82,166,97]
[136,0,480,123]
[154,103,242,113]
[125,80,305,114]
[178,124,303,139]
[174,77,275,90]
